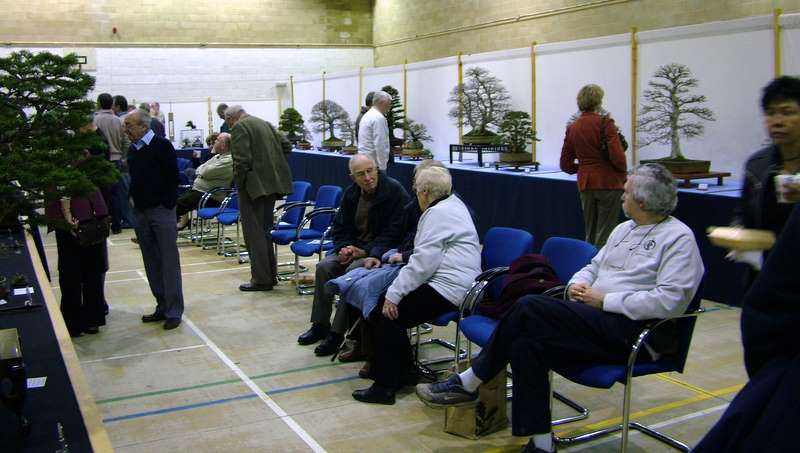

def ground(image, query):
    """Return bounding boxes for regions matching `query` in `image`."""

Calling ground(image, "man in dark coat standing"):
[124,109,184,330]
[225,105,293,291]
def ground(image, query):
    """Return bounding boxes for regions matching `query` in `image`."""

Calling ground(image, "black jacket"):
[128,135,180,210]
[735,145,793,234]
[330,171,409,258]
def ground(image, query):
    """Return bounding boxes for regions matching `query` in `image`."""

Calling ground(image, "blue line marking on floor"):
[103,375,361,423]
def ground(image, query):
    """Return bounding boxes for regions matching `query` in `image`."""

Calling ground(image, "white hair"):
[629,163,678,215]
[415,166,452,201]
[349,153,377,172]
[372,91,391,105]
[224,104,246,119]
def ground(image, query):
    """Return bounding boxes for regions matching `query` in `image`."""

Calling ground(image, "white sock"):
[533,433,553,452]
[457,368,482,393]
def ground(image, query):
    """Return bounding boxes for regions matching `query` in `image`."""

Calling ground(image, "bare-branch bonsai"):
[448,67,510,141]
[638,63,715,160]
[402,119,434,149]
[309,100,349,144]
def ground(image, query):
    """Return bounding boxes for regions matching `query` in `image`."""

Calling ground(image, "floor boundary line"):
[81,344,207,364]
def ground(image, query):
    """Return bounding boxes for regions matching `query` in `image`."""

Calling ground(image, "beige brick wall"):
[373,0,800,66]
[0,0,372,46]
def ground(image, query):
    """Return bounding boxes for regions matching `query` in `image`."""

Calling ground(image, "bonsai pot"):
[341,145,357,155]
[462,129,499,145]
[321,139,345,151]
[640,157,711,174]
[402,145,426,157]
[296,141,312,150]
[500,146,532,163]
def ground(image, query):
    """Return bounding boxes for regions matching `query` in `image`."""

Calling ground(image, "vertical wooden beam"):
[457,52,464,145]
[531,41,537,163]
[631,27,638,166]
[322,71,327,140]
[358,66,364,113]
[290,75,295,109]
[774,8,782,77]
[403,59,408,142]
[207,97,213,138]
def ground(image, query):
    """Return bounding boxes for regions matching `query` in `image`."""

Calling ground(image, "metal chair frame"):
[291,207,339,295]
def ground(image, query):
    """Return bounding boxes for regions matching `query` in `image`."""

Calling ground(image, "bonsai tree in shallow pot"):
[381,85,406,149]
[309,100,348,150]
[340,118,357,155]
[637,63,716,174]
[496,111,540,163]
[448,66,510,145]
[278,107,306,144]
[0,51,118,230]
[402,118,434,158]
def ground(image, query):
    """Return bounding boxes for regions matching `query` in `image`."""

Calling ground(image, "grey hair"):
[415,166,452,201]
[413,159,446,176]
[372,91,391,105]
[216,132,231,149]
[129,108,151,126]
[138,102,150,111]
[349,153,377,172]
[224,104,246,119]
[629,163,677,215]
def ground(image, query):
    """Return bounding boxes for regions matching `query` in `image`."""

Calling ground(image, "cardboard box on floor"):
[444,368,508,439]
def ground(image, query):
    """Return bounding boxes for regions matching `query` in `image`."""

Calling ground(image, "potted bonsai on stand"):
[448,67,510,145]
[309,100,348,151]
[496,111,539,164]
[402,118,434,159]
[638,63,715,174]
[279,108,307,145]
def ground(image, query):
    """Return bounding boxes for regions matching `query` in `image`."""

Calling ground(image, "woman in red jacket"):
[560,84,627,247]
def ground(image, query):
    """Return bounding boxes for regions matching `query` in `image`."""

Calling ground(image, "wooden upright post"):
[774,9,782,77]
[631,27,639,166]
[457,52,464,145]
[530,41,537,163]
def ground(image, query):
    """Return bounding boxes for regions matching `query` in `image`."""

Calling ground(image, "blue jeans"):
[110,161,136,229]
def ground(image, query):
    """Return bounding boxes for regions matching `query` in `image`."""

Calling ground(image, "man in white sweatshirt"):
[416,163,704,453]
[357,90,391,171]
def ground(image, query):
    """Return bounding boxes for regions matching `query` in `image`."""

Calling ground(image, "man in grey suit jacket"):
[225,105,293,291]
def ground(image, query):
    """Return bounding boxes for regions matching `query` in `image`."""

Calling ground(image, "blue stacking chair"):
[272,181,313,277]
[287,185,343,294]
[456,235,597,426]
[216,192,243,262]
[196,186,236,249]
[553,282,705,452]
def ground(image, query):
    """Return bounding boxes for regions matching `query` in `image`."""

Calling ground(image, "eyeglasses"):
[352,167,376,179]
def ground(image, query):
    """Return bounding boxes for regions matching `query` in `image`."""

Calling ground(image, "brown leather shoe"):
[338,342,365,362]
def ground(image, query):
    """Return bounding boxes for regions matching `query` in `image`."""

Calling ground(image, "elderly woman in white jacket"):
[352,166,482,405]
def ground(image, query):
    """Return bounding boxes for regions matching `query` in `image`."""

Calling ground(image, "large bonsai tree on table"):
[279,107,307,144]
[448,67,510,144]
[638,63,715,161]
[0,51,117,229]
[381,85,405,147]
[309,100,349,146]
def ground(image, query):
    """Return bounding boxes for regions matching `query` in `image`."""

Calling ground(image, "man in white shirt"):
[416,163,704,453]
[357,90,392,171]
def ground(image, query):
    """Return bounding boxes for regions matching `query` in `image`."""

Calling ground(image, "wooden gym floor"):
[43,227,747,453]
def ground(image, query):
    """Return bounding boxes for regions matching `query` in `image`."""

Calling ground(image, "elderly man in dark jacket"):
[298,154,409,355]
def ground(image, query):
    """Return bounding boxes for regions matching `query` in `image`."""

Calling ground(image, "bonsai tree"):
[381,85,405,147]
[340,117,357,148]
[185,120,197,129]
[278,107,306,143]
[309,100,349,144]
[403,118,433,150]
[496,111,539,154]
[0,51,118,229]
[638,63,715,160]
[448,66,510,143]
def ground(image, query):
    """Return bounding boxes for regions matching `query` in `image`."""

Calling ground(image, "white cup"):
[774,174,800,203]
[697,183,708,191]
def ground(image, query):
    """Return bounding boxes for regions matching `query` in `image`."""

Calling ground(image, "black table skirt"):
[287,150,748,306]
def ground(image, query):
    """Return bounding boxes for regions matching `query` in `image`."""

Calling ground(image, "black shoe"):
[163,318,181,330]
[521,438,555,453]
[84,327,100,334]
[142,312,167,323]
[239,282,273,292]
[314,333,343,356]
[297,324,329,345]
[352,384,395,405]
[111,228,122,235]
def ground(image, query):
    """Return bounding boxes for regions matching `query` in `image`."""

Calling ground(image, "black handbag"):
[75,197,110,247]
[600,115,628,160]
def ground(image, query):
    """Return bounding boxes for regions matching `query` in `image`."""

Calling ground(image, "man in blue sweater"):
[124,109,185,330]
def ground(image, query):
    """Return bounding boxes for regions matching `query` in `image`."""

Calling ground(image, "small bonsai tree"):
[638,63,715,160]
[448,67,510,141]
[496,111,539,153]
[278,107,306,143]
[340,117,356,147]
[403,119,434,150]
[185,120,196,129]
[0,51,118,229]
[381,85,405,147]
[309,100,349,143]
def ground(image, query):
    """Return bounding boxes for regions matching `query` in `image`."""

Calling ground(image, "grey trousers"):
[310,254,366,333]
[239,191,278,287]
[134,205,184,319]
[579,189,623,248]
